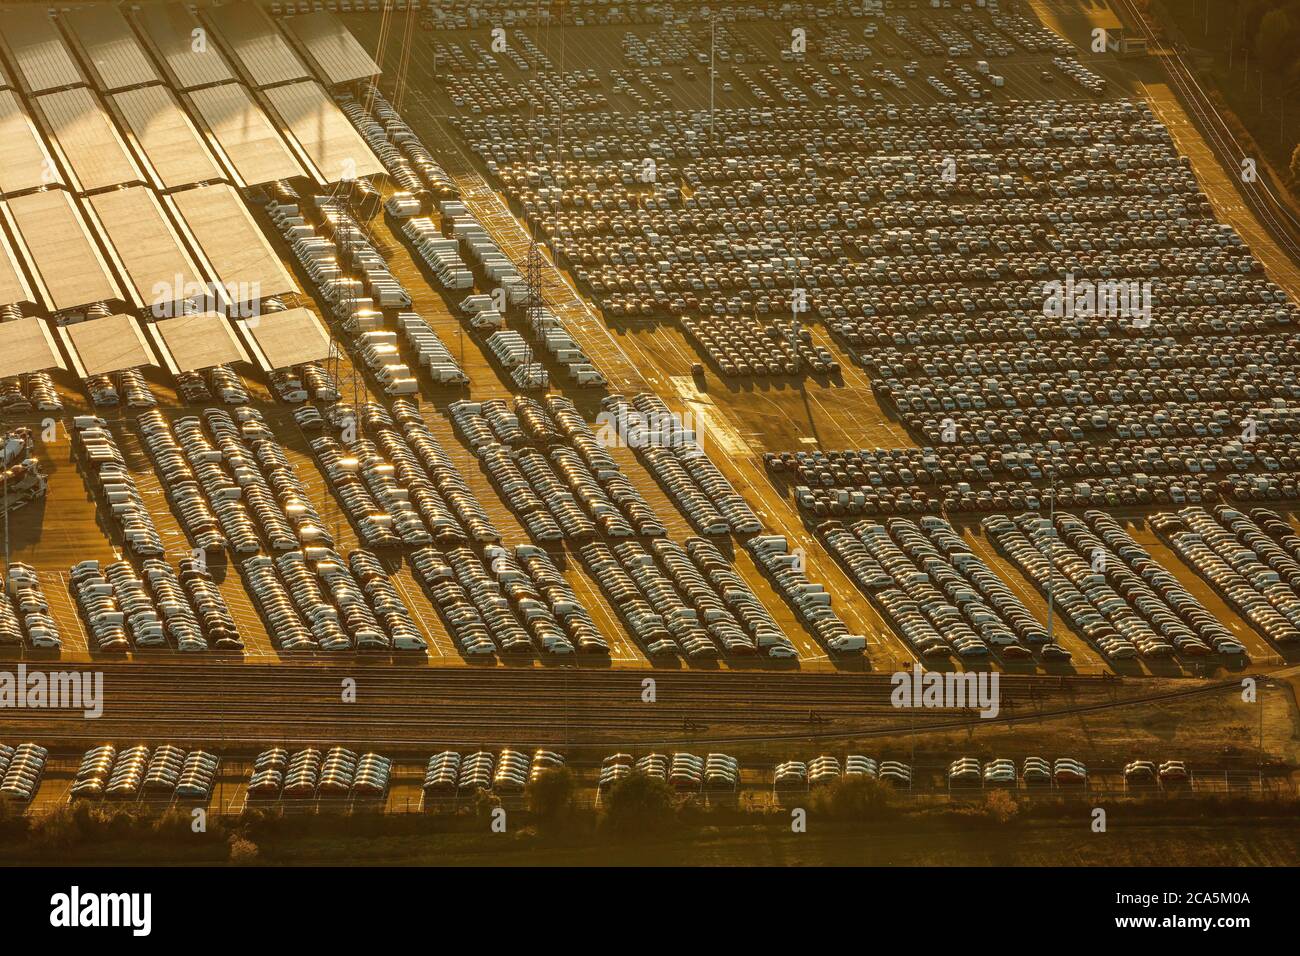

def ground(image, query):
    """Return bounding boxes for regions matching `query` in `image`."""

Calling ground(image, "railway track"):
[0,661,1237,752]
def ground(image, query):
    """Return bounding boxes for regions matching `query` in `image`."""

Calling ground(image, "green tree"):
[228,834,259,865]
[527,767,576,831]
[473,788,501,824]
[1256,8,1299,72]
[601,771,676,835]
[984,789,1020,825]
[809,775,895,820]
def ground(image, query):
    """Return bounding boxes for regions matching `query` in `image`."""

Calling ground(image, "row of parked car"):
[682,313,839,379]
[409,546,498,656]
[396,311,470,385]
[1061,511,1244,657]
[1124,759,1189,786]
[248,747,393,799]
[747,534,865,654]
[372,399,504,544]
[273,549,385,651]
[785,435,1300,517]
[0,371,60,413]
[984,510,1249,662]
[85,368,146,410]
[105,561,183,650]
[0,743,47,802]
[598,752,741,791]
[69,561,130,653]
[688,536,798,656]
[412,539,582,657]
[545,394,669,535]
[0,566,53,648]
[772,417,1300,496]
[356,83,459,201]
[819,515,1059,661]
[278,551,358,652]
[175,364,252,406]
[309,434,403,550]
[423,749,566,795]
[1156,507,1300,647]
[265,199,419,399]
[347,549,427,652]
[596,393,762,535]
[453,92,1236,330]
[135,411,251,556]
[240,555,316,652]
[2,564,59,650]
[580,533,797,659]
[339,95,432,204]
[400,215,475,291]
[774,754,894,790]
[948,756,1088,788]
[456,395,675,542]
[69,554,239,653]
[461,60,1300,518]
[452,408,579,542]
[74,417,164,558]
[143,404,338,566]
[71,744,220,801]
[318,197,413,310]
[352,435,444,548]
[480,544,596,655]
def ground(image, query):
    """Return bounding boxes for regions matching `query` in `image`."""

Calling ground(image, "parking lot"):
[343,0,1300,676]
[0,0,1295,690]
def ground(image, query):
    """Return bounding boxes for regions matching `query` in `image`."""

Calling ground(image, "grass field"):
[7,802,1297,866]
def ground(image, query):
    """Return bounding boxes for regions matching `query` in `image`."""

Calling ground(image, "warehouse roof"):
[0,89,63,196]
[205,1,312,88]
[261,80,384,185]
[0,7,85,95]
[240,306,331,371]
[86,186,207,315]
[185,82,305,187]
[34,86,144,193]
[109,85,226,191]
[61,5,162,93]
[2,190,122,313]
[148,311,251,374]
[61,312,155,377]
[282,11,380,87]
[168,183,297,307]
[0,225,36,311]
[0,316,65,379]
[134,2,237,90]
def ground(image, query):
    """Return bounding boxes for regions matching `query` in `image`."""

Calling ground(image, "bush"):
[228,834,259,865]
[527,767,575,831]
[27,802,96,849]
[809,776,895,820]
[152,807,202,839]
[473,788,502,825]
[238,806,285,841]
[601,771,676,836]
[1256,9,1300,73]
[984,789,1020,825]
[0,799,24,840]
